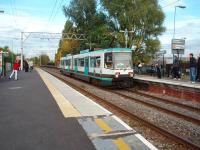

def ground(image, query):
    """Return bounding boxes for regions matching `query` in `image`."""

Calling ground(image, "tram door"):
[84,57,89,75]
[74,59,78,72]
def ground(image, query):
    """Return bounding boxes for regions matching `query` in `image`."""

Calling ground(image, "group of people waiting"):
[137,53,200,84]
[171,53,200,83]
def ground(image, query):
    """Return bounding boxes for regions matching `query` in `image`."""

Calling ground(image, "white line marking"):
[9,87,22,90]
[135,134,158,150]
[112,115,132,130]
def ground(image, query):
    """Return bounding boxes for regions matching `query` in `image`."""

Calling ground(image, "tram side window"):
[96,57,101,68]
[90,56,101,68]
[79,58,84,67]
[67,60,71,66]
[104,53,113,69]
[90,57,96,68]
[64,60,67,66]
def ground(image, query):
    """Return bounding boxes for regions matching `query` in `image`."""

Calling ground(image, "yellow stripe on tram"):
[95,118,132,150]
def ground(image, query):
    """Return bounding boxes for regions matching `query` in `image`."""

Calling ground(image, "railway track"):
[42,67,200,150]
[110,90,200,126]
[130,89,200,113]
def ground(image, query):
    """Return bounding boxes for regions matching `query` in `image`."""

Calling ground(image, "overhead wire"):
[162,0,181,8]
[49,0,64,25]
[9,0,17,26]
[47,0,59,24]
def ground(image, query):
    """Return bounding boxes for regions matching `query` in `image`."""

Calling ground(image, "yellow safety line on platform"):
[95,118,132,150]
[37,68,81,118]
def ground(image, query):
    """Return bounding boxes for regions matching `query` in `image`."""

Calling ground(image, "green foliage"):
[101,0,165,62]
[60,0,166,63]
[63,0,115,49]
[29,57,39,66]
[0,46,16,63]
[40,54,50,65]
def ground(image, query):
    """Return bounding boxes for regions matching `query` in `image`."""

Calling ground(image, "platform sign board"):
[155,50,166,57]
[171,39,185,54]
[156,50,166,55]
[0,53,2,76]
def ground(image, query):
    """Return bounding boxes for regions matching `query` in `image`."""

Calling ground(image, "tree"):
[40,54,50,65]
[0,46,16,64]
[29,57,40,66]
[60,0,165,63]
[101,0,165,63]
[63,0,115,49]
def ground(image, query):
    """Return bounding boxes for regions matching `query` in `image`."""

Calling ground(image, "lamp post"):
[21,32,23,70]
[120,28,134,48]
[173,5,186,39]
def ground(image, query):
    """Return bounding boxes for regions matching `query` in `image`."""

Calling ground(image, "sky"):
[0,0,199,60]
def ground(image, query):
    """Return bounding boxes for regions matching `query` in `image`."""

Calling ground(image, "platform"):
[0,69,158,150]
[134,75,200,89]
[133,75,200,102]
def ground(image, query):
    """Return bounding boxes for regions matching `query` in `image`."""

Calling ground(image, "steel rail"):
[130,89,200,113]
[111,90,200,126]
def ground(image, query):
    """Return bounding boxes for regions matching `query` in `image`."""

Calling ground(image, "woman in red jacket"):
[9,60,20,80]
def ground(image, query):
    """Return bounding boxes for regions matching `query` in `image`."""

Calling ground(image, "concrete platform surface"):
[134,75,200,89]
[0,69,158,150]
[0,70,95,150]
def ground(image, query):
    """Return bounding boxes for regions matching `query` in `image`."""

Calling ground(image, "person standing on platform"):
[196,53,200,82]
[189,53,196,83]
[172,56,180,80]
[150,64,154,76]
[138,62,142,74]
[29,61,33,72]
[9,60,20,80]
[24,60,29,72]
[156,63,161,79]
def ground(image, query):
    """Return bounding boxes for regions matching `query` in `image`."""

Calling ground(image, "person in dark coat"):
[189,53,196,83]
[196,53,200,81]
[172,55,180,80]
[156,63,161,79]
[150,64,154,76]
[24,60,29,72]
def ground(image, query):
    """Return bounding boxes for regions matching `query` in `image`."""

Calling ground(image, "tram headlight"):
[115,72,120,78]
[129,72,134,77]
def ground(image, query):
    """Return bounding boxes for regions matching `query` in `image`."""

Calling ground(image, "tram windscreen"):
[113,52,132,69]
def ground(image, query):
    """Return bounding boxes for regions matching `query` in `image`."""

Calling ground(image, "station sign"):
[171,39,185,54]
[156,50,166,56]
